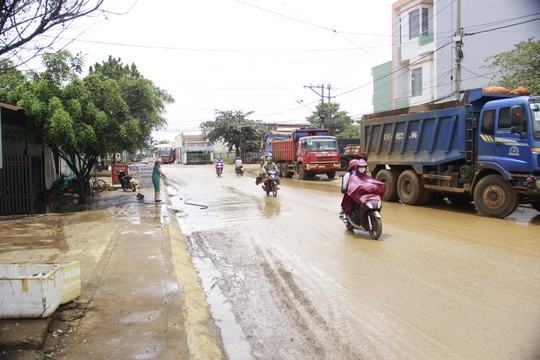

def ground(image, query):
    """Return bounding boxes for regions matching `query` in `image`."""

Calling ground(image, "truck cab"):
[478,96,540,175]
[476,96,540,215]
[297,136,340,179]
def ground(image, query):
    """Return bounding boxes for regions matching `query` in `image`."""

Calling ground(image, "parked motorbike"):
[262,170,279,197]
[235,165,244,176]
[118,170,137,192]
[340,176,384,240]
[216,162,224,177]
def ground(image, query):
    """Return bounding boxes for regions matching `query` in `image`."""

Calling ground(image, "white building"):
[372,0,540,112]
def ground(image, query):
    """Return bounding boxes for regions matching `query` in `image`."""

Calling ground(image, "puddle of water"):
[191,253,253,360]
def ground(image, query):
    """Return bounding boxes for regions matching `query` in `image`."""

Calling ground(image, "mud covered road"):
[164,164,540,360]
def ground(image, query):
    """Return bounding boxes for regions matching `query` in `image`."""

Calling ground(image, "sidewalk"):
[0,187,223,359]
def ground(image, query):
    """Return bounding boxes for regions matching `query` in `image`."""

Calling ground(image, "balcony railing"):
[419,31,433,46]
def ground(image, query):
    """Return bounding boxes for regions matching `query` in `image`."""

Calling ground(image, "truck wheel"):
[473,174,517,218]
[397,170,425,205]
[531,201,540,212]
[327,171,336,179]
[340,159,349,171]
[375,169,398,202]
[298,164,309,180]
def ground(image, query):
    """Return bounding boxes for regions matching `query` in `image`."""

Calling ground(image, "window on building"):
[421,8,429,34]
[482,110,495,134]
[409,9,419,39]
[498,107,511,129]
[411,68,422,97]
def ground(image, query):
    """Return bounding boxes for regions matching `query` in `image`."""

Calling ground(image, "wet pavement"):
[164,163,540,360]
[0,188,221,359]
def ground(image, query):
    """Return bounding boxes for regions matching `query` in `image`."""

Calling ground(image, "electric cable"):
[464,17,540,36]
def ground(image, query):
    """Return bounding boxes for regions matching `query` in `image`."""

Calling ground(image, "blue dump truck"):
[361,88,540,218]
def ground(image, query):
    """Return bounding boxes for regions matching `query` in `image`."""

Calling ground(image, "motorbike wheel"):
[272,182,277,197]
[368,215,382,240]
[121,183,128,192]
[130,182,137,192]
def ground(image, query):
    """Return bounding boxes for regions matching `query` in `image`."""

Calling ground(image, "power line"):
[464,16,540,36]
[334,39,453,98]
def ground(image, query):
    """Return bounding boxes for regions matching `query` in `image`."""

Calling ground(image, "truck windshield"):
[531,103,540,139]
[157,148,173,157]
[306,139,338,151]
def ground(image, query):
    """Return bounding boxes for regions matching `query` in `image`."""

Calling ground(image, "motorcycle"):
[340,176,384,240]
[216,162,224,177]
[118,170,137,192]
[262,170,279,197]
[235,165,244,176]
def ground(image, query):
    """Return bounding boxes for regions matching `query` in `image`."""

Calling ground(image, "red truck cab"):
[272,128,340,180]
[297,136,340,179]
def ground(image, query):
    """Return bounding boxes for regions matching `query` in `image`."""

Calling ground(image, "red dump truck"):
[272,128,340,180]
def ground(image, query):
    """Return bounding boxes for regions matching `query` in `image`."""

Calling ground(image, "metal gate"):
[0,156,34,215]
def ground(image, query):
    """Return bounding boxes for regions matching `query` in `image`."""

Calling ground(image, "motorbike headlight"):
[366,202,373,209]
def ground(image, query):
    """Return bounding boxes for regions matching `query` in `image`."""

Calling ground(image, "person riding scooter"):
[339,158,385,239]
[257,157,280,188]
[234,156,244,175]
[345,158,384,221]
[340,159,359,216]
[215,157,224,176]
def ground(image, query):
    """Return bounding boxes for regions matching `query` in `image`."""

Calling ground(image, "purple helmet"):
[357,158,368,167]
[348,159,359,169]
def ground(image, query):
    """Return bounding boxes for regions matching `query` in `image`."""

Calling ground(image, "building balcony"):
[419,31,433,46]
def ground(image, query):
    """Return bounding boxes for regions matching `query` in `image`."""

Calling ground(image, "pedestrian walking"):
[152,159,166,202]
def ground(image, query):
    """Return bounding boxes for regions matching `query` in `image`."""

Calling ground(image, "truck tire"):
[327,171,336,179]
[375,169,398,202]
[298,164,309,180]
[532,201,540,212]
[340,159,349,171]
[473,174,517,218]
[397,170,425,205]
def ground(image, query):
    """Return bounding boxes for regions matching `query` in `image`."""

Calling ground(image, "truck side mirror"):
[510,105,527,137]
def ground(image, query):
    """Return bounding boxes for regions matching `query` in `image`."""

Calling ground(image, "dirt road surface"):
[164,164,540,360]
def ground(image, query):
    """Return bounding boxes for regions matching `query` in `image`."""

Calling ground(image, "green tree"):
[306,102,354,136]
[486,38,540,94]
[201,110,265,158]
[1,51,173,204]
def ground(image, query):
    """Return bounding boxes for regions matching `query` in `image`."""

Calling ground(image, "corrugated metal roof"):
[0,102,23,111]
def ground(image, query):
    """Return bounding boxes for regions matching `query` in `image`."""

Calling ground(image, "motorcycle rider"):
[215,156,224,175]
[234,156,243,173]
[258,157,280,188]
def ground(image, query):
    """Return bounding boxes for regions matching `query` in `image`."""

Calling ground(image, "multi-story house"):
[372,0,539,113]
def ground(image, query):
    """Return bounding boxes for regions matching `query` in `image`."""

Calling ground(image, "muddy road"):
[164,164,540,360]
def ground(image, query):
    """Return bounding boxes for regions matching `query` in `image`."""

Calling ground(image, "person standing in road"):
[152,159,166,202]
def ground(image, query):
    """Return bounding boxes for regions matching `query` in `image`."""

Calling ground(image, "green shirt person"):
[152,159,166,202]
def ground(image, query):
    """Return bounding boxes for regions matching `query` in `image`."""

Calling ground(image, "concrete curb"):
[162,181,225,360]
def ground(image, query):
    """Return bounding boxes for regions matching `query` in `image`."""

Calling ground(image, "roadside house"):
[0,102,53,215]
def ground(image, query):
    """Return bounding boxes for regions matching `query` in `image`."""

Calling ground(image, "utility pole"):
[303,84,333,129]
[454,0,463,100]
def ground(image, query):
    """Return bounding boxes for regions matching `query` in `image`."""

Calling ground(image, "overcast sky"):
[40,0,397,142]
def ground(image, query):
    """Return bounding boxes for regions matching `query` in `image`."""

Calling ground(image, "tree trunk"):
[77,174,89,204]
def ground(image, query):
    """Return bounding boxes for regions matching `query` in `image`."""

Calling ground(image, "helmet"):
[348,159,358,169]
[266,156,273,161]
[357,158,368,167]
